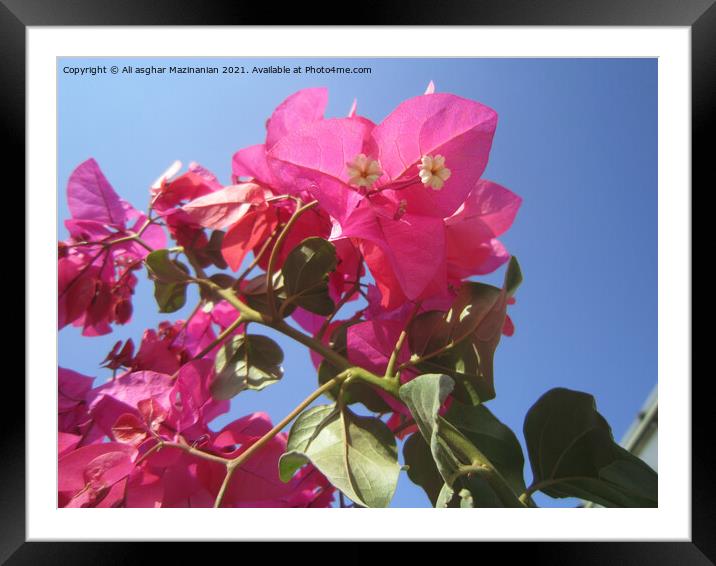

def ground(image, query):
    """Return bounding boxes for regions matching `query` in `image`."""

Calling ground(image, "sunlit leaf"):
[279,404,400,508]
[210,334,284,400]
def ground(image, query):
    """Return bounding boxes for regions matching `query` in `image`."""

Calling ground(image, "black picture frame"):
[6,0,707,562]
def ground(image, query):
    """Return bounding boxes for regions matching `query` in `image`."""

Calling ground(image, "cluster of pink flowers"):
[58,83,521,507]
[58,321,332,507]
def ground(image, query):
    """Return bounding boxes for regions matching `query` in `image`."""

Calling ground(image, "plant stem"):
[233,225,281,289]
[385,301,421,378]
[195,276,264,324]
[192,315,244,360]
[453,463,526,508]
[213,375,346,508]
[265,200,318,321]
[192,275,396,398]
[161,440,232,465]
[272,318,351,371]
[316,260,364,341]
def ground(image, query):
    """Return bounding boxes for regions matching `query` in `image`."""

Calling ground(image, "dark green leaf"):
[398,374,464,482]
[504,255,523,297]
[242,272,295,317]
[445,401,526,496]
[205,230,228,269]
[279,404,400,508]
[153,280,187,313]
[400,374,524,508]
[210,334,284,400]
[407,278,509,404]
[403,433,444,506]
[199,273,236,302]
[447,282,504,344]
[435,476,504,508]
[408,311,452,357]
[282,237,336,315]
[417,338,492,404]
[524,388,657,507]
[146,249,191,283]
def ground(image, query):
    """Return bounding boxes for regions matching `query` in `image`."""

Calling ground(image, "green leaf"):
[153,280,187,313]
[445,401,526,497]
[242,272,295,317]
[281,237,336,315]
[416,338,491,405]
[279,404,400,508]
[436,483,456,507]
[205,230,228,270]
[398,374,463,483]
[447,282,506,345]
[146,249,191,283]
[435,477,504,508]
[210,334,284,400]
[400,374,524,508]
[199,273,235,302]
[407,279,510,404]
[403,433,444,506]
[504,255,523,297]
[523,388,658,507]
[408,311,452,357]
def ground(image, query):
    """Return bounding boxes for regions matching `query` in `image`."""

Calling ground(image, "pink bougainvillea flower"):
[87,359,230,443]
[58,442,137,507]
[443,179,522,281]
[220,200,280,271]
[196,413,334,507]
[114,416,334,508]
[345,317,416,416]
[231,88,329,187]
[150,161,222,213]
[58,367,96,437]
[183,183,272,231]
[87,370,176,438]
[59,159,167,335]
[265,91,521,309]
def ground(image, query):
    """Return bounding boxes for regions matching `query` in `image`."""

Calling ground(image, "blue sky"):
[58,57,657,508]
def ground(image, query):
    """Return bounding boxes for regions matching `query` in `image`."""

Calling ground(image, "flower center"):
[346,154,383,188]
[418,154,451,190]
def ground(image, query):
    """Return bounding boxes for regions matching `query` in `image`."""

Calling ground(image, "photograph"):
[9,13,702,558]
[56,56,659,510]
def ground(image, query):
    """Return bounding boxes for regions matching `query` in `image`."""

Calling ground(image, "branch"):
[385,301,421,378]
[191,314,245,361]
[214,374,348,508]
[265,200,319,321]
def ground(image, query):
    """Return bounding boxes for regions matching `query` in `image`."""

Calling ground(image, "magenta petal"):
[87,371,174,436]
[269,117,376,183]
[214,413,274,448]
[58,432,81,458]
[127,212,167,251]
[447,180,522,237]
[58,442,136,492]
[58,367,95,409]
[265,87,328,149]
[67,158,127,227]
[372,93,498,217]
[232,144,276,185]
[183,183,267,230]
[341,207,445,302]
[347,319,407,375]
[267,117,375,220]
[64,218,113,242]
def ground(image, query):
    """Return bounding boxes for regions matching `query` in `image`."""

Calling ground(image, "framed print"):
[7,0,708,562]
